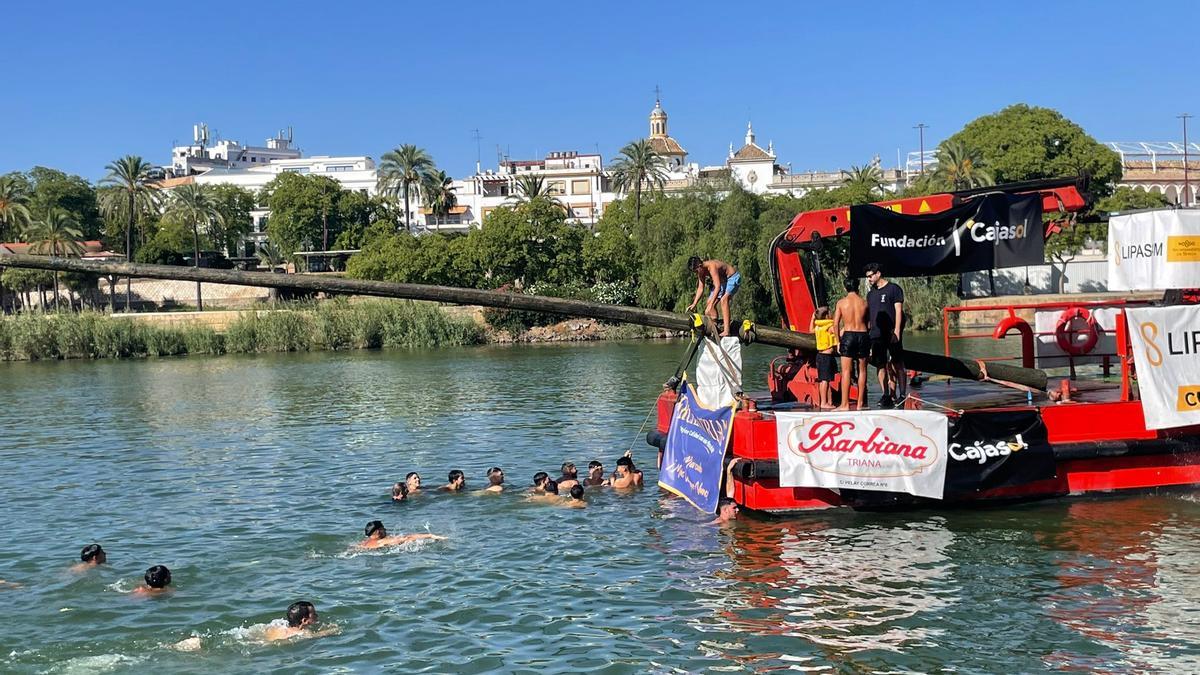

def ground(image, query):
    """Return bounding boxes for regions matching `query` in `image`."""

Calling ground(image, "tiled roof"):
[647,136,687,156]
[731,143,773,161]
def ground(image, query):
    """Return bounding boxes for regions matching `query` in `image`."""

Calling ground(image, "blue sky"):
[4,2,1198,181]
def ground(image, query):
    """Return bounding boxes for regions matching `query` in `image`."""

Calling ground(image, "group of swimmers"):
[388,451,647,510]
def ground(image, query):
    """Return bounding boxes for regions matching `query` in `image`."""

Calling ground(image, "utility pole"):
[914,123,928,175]
[471,128,483,174]
[1180,113,1193,206]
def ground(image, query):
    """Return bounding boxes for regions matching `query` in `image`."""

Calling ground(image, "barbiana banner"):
[849,193,1044,277]
[776,410,949,499]
[1108,210,1200,291]
[658,379,735,513]
[1125,304,1200,430]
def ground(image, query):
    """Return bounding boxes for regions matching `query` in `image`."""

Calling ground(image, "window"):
[283,167,310,174]
[547,180,566,196]
[571,179,590,195]
[251,157,257,162]
[327,165,353,172]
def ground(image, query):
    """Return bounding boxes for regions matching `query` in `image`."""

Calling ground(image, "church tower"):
[645,95,687,169]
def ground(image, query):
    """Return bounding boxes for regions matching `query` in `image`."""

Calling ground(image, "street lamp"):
[913,123,928,175]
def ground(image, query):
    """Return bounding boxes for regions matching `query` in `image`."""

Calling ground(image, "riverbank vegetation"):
[0,300,484,362]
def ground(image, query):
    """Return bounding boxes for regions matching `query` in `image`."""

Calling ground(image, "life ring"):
[1055,307,1098,356]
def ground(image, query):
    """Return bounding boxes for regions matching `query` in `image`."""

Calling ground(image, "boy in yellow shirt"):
[810,306,838,409]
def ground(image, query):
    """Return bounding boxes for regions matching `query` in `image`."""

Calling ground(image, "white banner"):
[695,337,742,409]
[1108,210,1200,291]
[776,410,949,499]
[1125,305,1200,430]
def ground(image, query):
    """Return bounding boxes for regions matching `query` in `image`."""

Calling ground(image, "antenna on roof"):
[472,128,483,173]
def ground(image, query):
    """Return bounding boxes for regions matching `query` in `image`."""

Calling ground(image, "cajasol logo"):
[948,433,1028,464]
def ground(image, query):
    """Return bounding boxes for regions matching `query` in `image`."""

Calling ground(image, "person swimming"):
[133,565,172,595]
[405,472,422,493]
[483,467,505,493]
[263,601,339,641]
[583,460,608,487]
[564,484,586,508]
[391,482,409,502]
[611,452,644,489]
[70,544,107,572]
[557,462,580,491]
[358,520,444,549]
[440,470,466,492]
[527,478,560,503]
[531,471,550,493]
[709,500,739,525]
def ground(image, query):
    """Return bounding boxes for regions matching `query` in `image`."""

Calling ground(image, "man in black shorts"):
[832,277,870,410]
[864,263,906,407]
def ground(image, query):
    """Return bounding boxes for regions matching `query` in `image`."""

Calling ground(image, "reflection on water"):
[2,342,1200,672]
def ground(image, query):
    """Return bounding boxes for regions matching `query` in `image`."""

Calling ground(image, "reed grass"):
[0,300,485,362]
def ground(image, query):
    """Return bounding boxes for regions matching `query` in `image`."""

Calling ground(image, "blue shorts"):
[717,272,741,298]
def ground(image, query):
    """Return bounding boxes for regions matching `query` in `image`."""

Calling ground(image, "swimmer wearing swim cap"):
[357,520,445,549]
[70,544,107,572]
[133,565,172,595]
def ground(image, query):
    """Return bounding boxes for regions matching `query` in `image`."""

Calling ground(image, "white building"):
[169,123,302,177]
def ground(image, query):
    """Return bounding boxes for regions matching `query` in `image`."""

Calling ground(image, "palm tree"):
[422,170,458,228]
[164,183,223,311]
[0,175,32,242]
[609,140,669,230]
[23,208,85,311]
[99,156,161,311]
[377,144,433,231]
[841,164,885,195]
[932,141,994,191]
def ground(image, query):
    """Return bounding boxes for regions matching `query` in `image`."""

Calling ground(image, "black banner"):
[849,193,1044,277]
[944,409,1056,497]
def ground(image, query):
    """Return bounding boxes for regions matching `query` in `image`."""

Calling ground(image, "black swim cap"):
[80,544,104,563]
[365,520,386,538]
[144,565,171,588]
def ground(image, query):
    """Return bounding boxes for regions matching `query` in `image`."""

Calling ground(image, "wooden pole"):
[0,254,1047,390]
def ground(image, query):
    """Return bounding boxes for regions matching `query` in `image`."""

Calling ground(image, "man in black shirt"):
[864,263,906,407]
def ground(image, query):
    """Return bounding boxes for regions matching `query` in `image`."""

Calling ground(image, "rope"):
[975,359,1044,396]
[906,394,964,415]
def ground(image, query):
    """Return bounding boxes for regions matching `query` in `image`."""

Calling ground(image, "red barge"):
[650,178,1200,513]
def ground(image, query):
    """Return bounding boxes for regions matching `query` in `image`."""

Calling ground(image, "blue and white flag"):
[658,379,736,513]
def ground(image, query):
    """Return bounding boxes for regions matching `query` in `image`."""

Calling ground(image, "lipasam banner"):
[659,379,736,513]
[776,410,949,499]
[1126,305,1200,430]
[1107,210,1200,291]
[849,193,1044,277]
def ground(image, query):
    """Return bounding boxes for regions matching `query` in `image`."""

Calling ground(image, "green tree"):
[609,139,669,231]
[23,207,85,310]
[260,173,343,257]
[164,183,224,309]
[422,170,458,227]
[841,164,885,195]
[942,104,1121,195]
[208,184,256,256]
[23,167,103,240]
[506,174,567,211]
[99,156,161,311]
[931,140,994,191]
[0,174,33,241]
[377,144,433,231]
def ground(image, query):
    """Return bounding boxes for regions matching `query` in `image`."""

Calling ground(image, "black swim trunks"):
[839,331,869,359]
[869,335,904,368]
[816,353,837,382]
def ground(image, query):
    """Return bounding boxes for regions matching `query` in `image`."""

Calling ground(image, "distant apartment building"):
[447,150,614,229]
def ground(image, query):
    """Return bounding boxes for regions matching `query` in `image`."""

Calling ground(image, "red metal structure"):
[651,178,1200,513]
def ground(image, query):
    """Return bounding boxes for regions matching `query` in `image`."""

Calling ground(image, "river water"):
[3,339,1200,673]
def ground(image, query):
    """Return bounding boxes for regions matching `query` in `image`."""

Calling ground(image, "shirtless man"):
[556,463,580,492]
[832,277,870,411]
[440,469,465,492]
[531,471,550,493]
[686,257,741,337]
[391,482,409,502]
[358,520,444,549]
[70,544,107,572]
[132,565,172,596]
[483,467,505,493]
[709,500,739,525]
[583,461,608,487]
[527,479,560,503]
[264,601,339,642]
[405,472,422,494]
[563,484,587,508]
[611,452,644,489]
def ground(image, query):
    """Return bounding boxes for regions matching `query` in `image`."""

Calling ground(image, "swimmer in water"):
[709,500,739,525]
[557,462,580,491]
[440,469,466,492]
[358,520,445,549]
[406,472,422,493]
[527,478,560,503]
[564,484,587,508]
[70,543,107,572]
[583,460,608,487]
[531,471,550,493]
[391,482,409,502]
[133,565,172,595]
[264,601,338,641]
[483,467,505,493]
[611,452,644,489]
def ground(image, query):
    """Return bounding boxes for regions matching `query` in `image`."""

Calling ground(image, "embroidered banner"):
[658,379,736,513]
[776,410,949,499]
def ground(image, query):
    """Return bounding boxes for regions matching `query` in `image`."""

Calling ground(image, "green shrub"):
[254,311,314,352]
[182,325,225,355]
[144,327,189,357]
[91,318,146,359]
[223,312,260,354]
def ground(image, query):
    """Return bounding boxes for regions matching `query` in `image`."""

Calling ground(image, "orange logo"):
[1139,321,1164,366]
[1168,236,1200,262]
[1177,385,1200,412]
